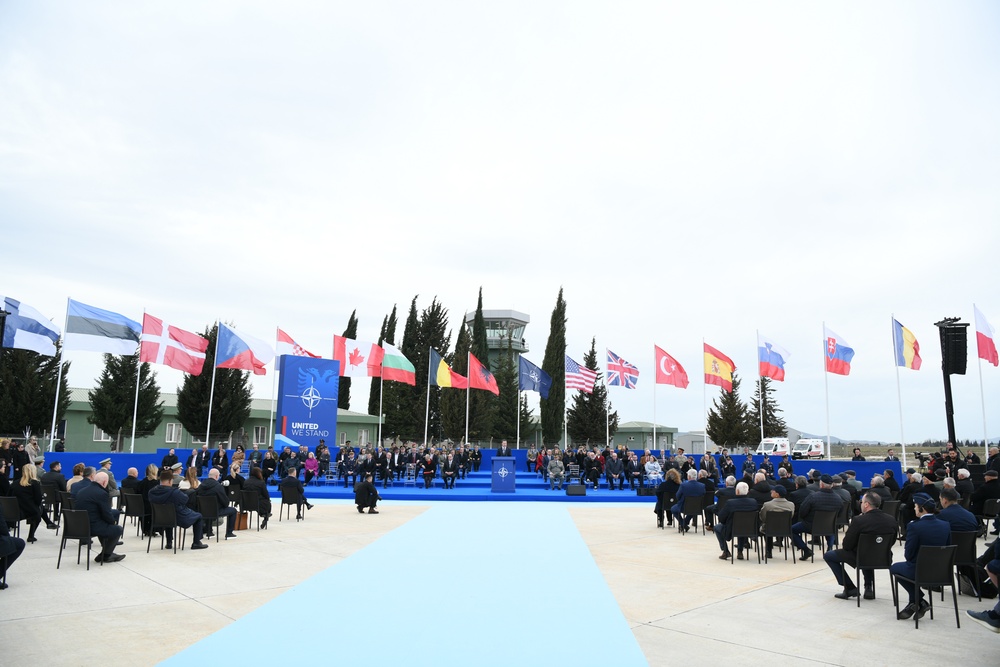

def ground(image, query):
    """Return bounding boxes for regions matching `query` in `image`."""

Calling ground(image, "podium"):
[491,457,516,493]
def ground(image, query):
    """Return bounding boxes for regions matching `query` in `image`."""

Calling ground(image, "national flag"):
[332,335,384,377]
[518,356,552,398]
[606,349,639,389]
[276,328,320,358]
[381,342,416,385]
[704,343,736,392]
[975,305,998,367]
[654,345,689,388]
[216,323,275,375]
[892,319,922,370]
[64,299,141,354]
[757,333,790,381]
[429,349,467,389]
[140,314,209,375]
[0,296,61,356]
[469,353,500,395]
[565,355,597,393]
[824,326,855,375]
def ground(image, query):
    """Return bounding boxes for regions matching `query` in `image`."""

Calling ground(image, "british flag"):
[606,349,639,389]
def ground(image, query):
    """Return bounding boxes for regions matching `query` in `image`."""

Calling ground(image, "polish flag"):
[276,328,320,358]
[975,305,999,367]
[332,335,385,377]
[140,314,209,375]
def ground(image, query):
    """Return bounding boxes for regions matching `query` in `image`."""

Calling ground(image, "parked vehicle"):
[756,437,790,456]
[791,438,825,459]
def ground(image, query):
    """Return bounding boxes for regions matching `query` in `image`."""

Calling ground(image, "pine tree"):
[706,372,753,450]
[492,337,519,442]
[417,297,451,443]
[368,304,398,417]
[566,338,618,446]
[468,288,495,443]
[384,297,420,442]
[0,346,71,439]
[88,353,164,451]
[440,322,469,441]
[540,288,567,445]
[746,376,787,440]
[176,323,253,444]
[338,310,359,410]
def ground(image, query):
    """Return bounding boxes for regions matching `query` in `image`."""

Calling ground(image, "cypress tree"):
[384,297,420,441]
[539,288,567,445]
[368,304,398,419]
[88,353,164,451]
[338,310,359,410]
[440,322,469,441]
[468,288,495,443]
[417,297,450,443]
[566,338,618,446]
[0,345,71,439]
[492,337,519,442]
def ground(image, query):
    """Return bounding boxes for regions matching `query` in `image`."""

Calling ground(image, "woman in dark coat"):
[261,451,278,483]
[654,468,682,529]
[243,467,272,528]
[12,464,55,541]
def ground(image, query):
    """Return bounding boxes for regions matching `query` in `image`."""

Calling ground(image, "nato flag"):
[518,356,552,399]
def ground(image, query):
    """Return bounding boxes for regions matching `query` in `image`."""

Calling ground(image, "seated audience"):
[148,468,208,550]
[75,472,124,563]
[823,492,897,600]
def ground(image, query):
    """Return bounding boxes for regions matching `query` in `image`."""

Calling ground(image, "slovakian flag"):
[704,343,736,392]
[469,352,500,395]
[216,323,275,375]
[1,296,61,356]
[975,305,999,367]
[654,345,689,388]
[757,333,790,381]
[518,356,552,398]
[429,348,467,389]
[333,335,384,377]
[824,326,855,375]
[892,319,922,370]
[606,349,639,389]
[276,328,320,358]
[565,355,598,394]
[140,314,209,375]
[64,299,141,355]
[381,342,416,385]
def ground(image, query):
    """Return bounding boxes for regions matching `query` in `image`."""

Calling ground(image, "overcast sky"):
[2,1,999,445]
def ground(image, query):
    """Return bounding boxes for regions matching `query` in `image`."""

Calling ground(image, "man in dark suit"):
[890,493,952,620]
[75,472,125,563]
[671,469,706,531]
[626,453,643,490]
[824,492,898,600]
[148,468,208,550]
[441,454,460,489]
[496,440,513,458]
[0,513,25,588]
[70,467,96,499]
[211,445,229,472]
[713,481,758,560]
[195,445,212,475]
[354,473,381,514]
[605,452,625,490]
[279,467,313,519]
[938,488,978,533]
[971,470,1000,535]
[747,473,773,508]
[197,468,238,539]
[791,475,847,560]
[41,461,67,492]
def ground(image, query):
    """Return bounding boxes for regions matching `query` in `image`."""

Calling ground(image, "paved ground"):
[0,501,992,665]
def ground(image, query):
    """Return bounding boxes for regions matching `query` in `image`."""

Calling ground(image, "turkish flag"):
[654,345,689,388]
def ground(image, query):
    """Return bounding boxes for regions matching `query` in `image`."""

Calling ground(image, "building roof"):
[618,421,677,432]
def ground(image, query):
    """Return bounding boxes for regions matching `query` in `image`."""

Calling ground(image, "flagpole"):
[756,330,764,442]
[604,350,610,450]
[423,346,431,448]
[47,298,71,453]
[563,359,568,449]
[269,328,279,449]
[652,346,657,454]
[516,389,521,448]
[702,339,708,458]
[206,321,220,448]
[892,315,908,470]
[464,351,471,446]
[378,375,384,447]
[129,313,145,453]
[975,304,990,462]
[823,322,831,461]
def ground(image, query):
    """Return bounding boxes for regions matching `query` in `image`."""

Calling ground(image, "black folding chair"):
[853,532,896,607]
[120,493,146,537]
[147,503,186,554]
[980,498,1000,539]
[197,495,221,543]
[951,531,981,601]
[805,509,840,562]
[280,485,304,521]
[892,545,959,629]
[729,511,761,564]
[0,497,22,539]
[240,490,262,531]
[762,511,795,564]
[679,496,705,535]
[57,509,94,570]
[59,491,75,512]
[41,484,60,533]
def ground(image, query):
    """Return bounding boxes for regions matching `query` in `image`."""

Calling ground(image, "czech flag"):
[757,333,790,381]
[216,323,275,375]
[824,326,854,375]
[892,319,922,370]
[704,343,736,391]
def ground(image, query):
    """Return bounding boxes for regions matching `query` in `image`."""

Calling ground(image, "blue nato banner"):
[276,356,340,450]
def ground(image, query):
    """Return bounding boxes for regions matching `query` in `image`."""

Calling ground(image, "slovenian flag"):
[1,296,61,356]
[824,326,854,375]
[64,299,141,354]
[892,319,922,370]
[217,323,274,375]
[381,342,416,385]
[757,333,790,381]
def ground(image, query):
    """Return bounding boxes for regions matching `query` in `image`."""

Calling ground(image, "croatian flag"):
[824,326,854,376]
[757,333,790,381]
[974,305,998,367]
[276,328,320,358]
[217,323,275,375]
[1,296,61,356]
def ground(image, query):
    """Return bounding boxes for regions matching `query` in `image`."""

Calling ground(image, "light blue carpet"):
[160,503,647,666]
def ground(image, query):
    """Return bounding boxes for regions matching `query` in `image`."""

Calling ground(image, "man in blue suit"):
[937,488,978,533]
[671,469,706,531]
[890,493,951,620]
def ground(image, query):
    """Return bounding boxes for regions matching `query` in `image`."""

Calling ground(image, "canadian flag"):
[140,314,209,375]
[332,335,385,377]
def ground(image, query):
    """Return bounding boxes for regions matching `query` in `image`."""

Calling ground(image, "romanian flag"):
[429,348,467,389]
[892,319,922,370]
[704,343,736,392]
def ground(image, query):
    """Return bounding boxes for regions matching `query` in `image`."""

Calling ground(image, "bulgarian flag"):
[333,335,385,377]
[381,342,416,385]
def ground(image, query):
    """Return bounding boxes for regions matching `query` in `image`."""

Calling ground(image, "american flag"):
[565,355,598,393]
[606,349,639,389]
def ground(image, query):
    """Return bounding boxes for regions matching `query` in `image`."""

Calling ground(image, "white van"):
[756,437,790,456]
[792,438,825,459]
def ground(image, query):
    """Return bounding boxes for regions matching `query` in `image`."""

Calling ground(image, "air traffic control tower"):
[464,309,530,368]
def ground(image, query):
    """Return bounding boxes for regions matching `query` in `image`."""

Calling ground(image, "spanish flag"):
[704,342,736,392]
[429,348,468,389]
